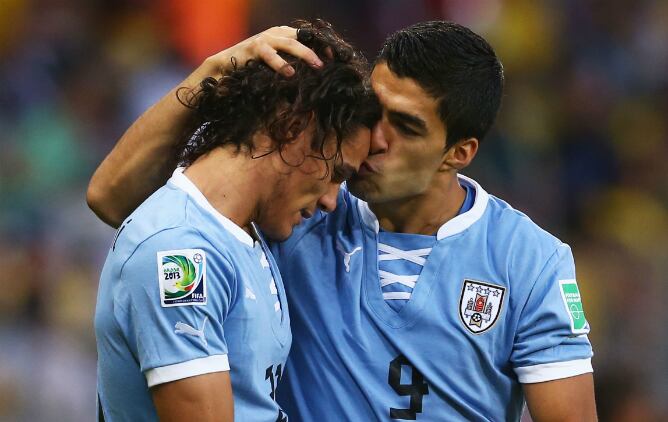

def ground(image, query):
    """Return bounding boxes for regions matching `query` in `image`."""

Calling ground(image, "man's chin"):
[256,224,293,243]
[347,179,375,202]
[348,180,403,205]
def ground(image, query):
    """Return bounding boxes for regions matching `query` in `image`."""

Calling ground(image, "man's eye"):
[396,123,419,136]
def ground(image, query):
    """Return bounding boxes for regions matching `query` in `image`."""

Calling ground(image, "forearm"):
[87,59,219,228]
[524,373,597,422]
[152,371,234,422]
[87,26,321,228]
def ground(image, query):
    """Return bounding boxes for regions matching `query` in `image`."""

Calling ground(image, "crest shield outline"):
[459,279,506,334]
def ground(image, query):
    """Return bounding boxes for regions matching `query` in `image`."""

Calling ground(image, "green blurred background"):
[0,0,666,420]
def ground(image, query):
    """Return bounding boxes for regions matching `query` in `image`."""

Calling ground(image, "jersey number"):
[265,364,287,422]
[388,355,429,420]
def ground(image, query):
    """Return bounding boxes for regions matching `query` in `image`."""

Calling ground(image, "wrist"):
[201,54,231,77]
[183,57,224,89]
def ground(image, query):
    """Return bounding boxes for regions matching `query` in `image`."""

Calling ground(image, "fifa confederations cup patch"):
[459,279,506,334]
[156,249,207,307]
[559,279,588,334]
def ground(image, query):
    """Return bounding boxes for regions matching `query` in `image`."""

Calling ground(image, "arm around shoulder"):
[87,26,322,228]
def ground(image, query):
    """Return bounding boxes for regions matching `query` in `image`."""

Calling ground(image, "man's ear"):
[274,112,318,168]
[285,114,312,142]
[441,137,479,171]
[253,110,313,153]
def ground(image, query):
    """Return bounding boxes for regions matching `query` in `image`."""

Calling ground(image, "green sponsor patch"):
[559,280,588,333]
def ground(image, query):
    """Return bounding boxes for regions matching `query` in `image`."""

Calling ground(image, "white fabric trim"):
[436,175,489,239]
[170,168,254,247]
[378,243,431,266]
[358,200,380,233]
[356,174,489,240]
[145,354,230,387]
[515,358,593,384]
[378,247,432,261]
[383,291,412,300]
[377,244,432,303]
[269,278,278,295]
[379,271,418,288]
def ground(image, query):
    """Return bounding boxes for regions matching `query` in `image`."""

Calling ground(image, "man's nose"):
[317,183,340,213]
[369,121,388,155]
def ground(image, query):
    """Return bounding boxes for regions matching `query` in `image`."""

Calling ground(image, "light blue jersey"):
[272,175,593,421]
[378,184,474,312]
[95,169,291,421]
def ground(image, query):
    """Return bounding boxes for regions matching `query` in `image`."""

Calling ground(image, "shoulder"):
[112,223,239,313]
[468,186,574,296]
[112,186,236,280]
[484,194,565,260]
[113,183,189,257]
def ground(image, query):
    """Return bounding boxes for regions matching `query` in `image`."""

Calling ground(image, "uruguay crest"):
[459,279,505,334]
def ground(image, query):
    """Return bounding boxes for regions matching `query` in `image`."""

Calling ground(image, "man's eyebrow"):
[387,110,428,135]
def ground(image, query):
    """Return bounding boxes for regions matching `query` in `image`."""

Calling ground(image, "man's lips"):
[357,161,377,176]
[300,209,313,219]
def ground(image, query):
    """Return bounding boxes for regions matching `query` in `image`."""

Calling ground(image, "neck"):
[369,172,465,235]
[184,146,269,234]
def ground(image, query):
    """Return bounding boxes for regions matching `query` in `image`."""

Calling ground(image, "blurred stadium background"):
[0,0,666,420]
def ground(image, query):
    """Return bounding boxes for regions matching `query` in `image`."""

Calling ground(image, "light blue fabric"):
[272,176,592,421]
[95,171,291,421]
[378,183,475,312]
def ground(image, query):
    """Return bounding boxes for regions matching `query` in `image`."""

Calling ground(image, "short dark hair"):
[377,21,504,148]
[177,19,380,170]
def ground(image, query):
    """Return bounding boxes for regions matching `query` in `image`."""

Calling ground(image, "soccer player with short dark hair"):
[89,20,596,421]
[93,19,376,421]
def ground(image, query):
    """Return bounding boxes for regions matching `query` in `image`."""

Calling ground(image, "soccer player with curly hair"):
[93,19,378,421]
[89,20,597,422]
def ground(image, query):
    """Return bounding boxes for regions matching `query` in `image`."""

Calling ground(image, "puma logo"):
[336,240,362,273]
[174,316,208,346]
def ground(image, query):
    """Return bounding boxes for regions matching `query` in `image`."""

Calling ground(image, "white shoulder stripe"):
[515,358,593,384]
[145,354,230,387]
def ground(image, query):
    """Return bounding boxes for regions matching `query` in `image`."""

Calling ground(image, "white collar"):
[357,174,489,240]
[169,167,254,247]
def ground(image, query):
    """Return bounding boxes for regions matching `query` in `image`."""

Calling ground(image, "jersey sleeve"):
[113,226,237,387]
[511,243,594,384]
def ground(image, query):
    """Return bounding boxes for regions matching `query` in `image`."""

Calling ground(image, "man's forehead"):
[338,127,371,169]
[371,63,439,123]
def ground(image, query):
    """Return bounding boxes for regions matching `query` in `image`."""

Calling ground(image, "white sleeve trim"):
[515,358,593,384]
[145,354,230,387]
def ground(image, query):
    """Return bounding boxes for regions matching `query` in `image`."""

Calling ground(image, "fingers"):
[265,35,323,69]
[255,42,296,77]
[252,26,323,76]
[205,26,324,78]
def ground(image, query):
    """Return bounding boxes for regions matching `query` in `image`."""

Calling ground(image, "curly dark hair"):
[176,19,380,173]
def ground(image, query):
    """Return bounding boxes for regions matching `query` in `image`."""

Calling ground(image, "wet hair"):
[377,21,504,148]
[177,19,380,172]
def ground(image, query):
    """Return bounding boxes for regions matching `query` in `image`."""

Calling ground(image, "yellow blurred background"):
[0,0,666,420]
